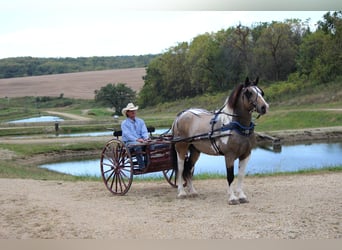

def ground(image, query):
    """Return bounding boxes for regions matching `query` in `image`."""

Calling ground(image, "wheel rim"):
[163,169,177,188]
[100,139,133,195]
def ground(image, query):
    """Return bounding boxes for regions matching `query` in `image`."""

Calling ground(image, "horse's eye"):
[244,89,253,99]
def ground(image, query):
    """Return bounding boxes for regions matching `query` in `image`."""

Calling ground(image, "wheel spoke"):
[163,169,177,188]
[100,139,133,195]
[105,169,115,184]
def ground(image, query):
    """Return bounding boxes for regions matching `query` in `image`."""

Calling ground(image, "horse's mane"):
[227,83,244,110]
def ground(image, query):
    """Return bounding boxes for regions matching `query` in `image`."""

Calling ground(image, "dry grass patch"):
[0,68,146,99]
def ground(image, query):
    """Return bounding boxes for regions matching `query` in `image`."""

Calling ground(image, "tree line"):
[138,11,342,107]
[0,55,157,78]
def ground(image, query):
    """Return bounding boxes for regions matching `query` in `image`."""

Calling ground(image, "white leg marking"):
[176,156,187,198]
[187,177,198,197]
[236,155,250,203]
[224,157,239,205]
[227,184,239,205]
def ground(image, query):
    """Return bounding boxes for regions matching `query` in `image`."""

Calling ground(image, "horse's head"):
[241,77,269,116]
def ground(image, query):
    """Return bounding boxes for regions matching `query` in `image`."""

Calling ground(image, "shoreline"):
[257,126,342,144]
[1,126,342,167]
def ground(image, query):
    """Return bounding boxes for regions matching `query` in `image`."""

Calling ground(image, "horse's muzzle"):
[259,104,269,115]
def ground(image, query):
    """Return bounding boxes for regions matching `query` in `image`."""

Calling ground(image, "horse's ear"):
[254,77,259,85]
[244,77,250,87]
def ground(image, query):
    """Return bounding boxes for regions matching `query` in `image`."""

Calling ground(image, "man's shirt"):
[121,117,149,144]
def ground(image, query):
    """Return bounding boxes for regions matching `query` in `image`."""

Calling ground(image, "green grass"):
[250,165,342,177]
[256,109,342,131]
[0,78,341,180]
[0,141,103,156]
[0,161,99,181]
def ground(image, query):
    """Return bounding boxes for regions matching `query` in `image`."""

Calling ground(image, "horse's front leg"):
[236,155,250,203]
[225,157,239,205]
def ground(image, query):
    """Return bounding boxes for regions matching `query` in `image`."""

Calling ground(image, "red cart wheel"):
[163,169,177,188]
[163,158,194,188]
[100,139,133,195]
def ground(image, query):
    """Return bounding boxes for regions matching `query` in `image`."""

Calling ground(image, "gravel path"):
[0,173,341,239]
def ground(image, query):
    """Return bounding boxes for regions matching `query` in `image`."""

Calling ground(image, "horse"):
[171,77,269,205]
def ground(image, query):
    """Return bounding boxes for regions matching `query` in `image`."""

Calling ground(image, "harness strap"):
[209,121,255,155]
[221,121,255,136]
[209,111,225,155]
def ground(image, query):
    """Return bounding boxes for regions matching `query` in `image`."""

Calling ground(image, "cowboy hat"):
[122,103,139,116]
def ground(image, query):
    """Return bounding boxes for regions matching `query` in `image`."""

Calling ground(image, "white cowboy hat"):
[122,103,139,116]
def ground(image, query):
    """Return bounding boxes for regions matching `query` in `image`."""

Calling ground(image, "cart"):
[100,127,177,195]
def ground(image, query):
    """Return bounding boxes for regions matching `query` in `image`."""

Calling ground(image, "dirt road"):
[1,124,341,239]
[45,111,92,121]
[0,173,341,239]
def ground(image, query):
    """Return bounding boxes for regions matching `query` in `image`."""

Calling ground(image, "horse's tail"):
[183,153,193,181]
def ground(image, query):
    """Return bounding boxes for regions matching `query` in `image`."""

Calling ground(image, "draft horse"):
[171,77,269,205]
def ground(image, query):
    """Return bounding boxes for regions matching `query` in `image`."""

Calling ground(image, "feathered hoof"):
[188,192,199,198]
[177,192,187,199]
[228,199,240,205]
[239,198,249,204]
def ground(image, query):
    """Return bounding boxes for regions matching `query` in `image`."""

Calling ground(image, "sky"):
[0,1,334,59]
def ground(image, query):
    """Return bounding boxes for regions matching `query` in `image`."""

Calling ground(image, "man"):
[121,103,149,169]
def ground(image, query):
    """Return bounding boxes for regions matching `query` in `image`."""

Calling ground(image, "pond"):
[7,116,64,123]
[39,141,342,178]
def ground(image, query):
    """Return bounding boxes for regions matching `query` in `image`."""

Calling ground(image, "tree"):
[297,11,342,82]
[297,30,328,79]
[138,42,191,106]
[214,27,251,86]
[94,83,136,115]
[138,58,164,107]
[186,33,216,95]
[254,22,297,81]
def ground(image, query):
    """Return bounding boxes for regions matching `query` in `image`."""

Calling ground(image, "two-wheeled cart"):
[100,127,177,195]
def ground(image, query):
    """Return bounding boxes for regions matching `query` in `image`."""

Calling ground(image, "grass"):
[0,161,99,181]
[0,78,341,180]
[0,141,103,156]
[1,103,341,137]
[255,109,342,131]
[250,165,342,177]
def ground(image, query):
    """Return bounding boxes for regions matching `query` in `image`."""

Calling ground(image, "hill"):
[0,67,146,99]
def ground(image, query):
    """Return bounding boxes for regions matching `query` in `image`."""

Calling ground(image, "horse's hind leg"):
[225,156,239,205]
[175,143,188,198]
[186,149,200,197]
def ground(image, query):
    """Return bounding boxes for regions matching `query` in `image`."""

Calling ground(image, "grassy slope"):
[0,78,341,180]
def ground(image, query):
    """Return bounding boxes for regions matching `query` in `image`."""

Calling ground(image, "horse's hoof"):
[239,198,249,204]
[188,192,198,198]
[228,199,240,205]
[177,193,187,199]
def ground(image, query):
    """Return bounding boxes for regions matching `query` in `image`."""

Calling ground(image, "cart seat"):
[113,126,155,138]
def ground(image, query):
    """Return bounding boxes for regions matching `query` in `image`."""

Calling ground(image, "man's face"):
[127,110,137,119]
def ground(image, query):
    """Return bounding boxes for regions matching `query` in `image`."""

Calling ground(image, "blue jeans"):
[126,142,145,169]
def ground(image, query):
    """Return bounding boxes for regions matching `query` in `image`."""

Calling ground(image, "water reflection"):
[8,116,64,123]
[40,142,342,177]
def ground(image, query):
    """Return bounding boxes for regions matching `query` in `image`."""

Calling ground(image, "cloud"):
[0,10,327,58]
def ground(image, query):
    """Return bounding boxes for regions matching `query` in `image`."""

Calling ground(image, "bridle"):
[243,85,264,117]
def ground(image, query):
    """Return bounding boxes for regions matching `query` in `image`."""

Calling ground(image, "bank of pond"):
[5,117,342,177]
[40,141,342,178]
